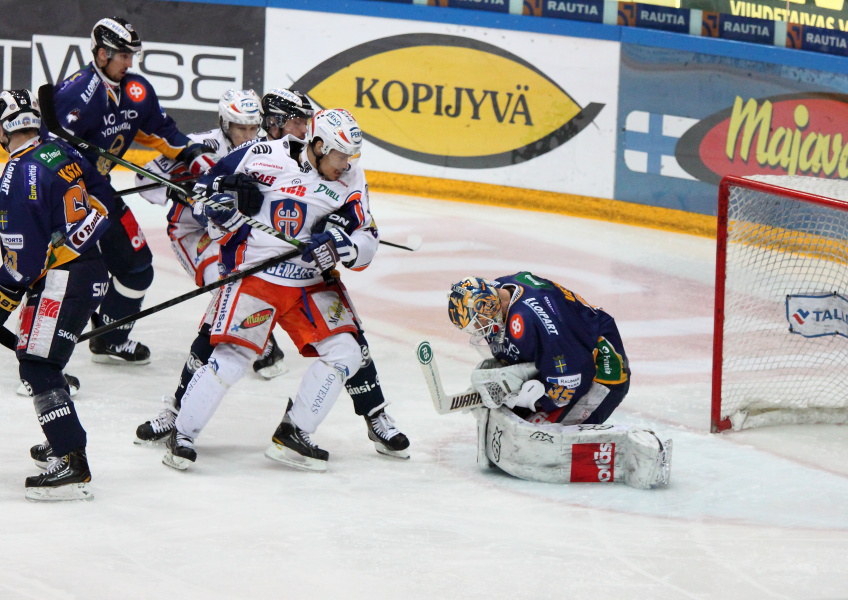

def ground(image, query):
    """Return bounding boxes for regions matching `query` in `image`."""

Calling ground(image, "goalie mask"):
[448,277,505,344]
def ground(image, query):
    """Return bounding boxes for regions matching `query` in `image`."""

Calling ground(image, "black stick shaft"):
[78,248,300,342]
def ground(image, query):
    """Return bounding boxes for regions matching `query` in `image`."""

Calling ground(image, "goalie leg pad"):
[483,408,671,488]
[624,430,672,489]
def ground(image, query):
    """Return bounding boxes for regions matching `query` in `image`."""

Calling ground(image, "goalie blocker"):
[475,407,672,489]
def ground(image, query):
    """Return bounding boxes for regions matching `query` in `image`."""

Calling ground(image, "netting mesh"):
[718,176,848,429]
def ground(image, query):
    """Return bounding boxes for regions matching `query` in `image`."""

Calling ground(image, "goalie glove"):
[470,362,539,409]
[502,380,545,411]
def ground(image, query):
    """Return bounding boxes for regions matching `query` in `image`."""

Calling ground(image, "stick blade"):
[405,235,423,252]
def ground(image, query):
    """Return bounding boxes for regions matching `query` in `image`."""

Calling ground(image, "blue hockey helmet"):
[448,277,505,343]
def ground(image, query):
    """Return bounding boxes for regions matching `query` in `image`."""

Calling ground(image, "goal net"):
[712,175,848,432]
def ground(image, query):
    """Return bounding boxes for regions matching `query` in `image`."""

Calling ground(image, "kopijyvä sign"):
[291,33,604,169]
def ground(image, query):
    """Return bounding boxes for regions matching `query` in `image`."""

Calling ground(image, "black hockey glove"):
[209,174,264,217]
[0,283,24,327]
[166,177,196,205]
[316,200,364,236]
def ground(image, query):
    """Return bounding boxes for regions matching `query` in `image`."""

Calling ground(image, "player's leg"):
[89,200,153,365]
[162,279,270,470]
[265,332,362,471]
[135,293,219,444]
[265,281,362,471]
[18,255,108,501]
[346,333,410,459]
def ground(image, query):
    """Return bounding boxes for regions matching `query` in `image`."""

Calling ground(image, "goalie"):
[447,273,671,489]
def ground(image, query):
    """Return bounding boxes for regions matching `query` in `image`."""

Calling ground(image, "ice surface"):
[1,172,845,599]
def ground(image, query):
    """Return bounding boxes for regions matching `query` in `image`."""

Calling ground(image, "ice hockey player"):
[447,273,671,489]
[0,90,112,501]
[193,91,410,461]
[133,88,312,443]
[49,16,217,365]
[162,108,409,472]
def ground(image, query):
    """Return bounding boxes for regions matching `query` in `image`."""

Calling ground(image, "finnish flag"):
[624,111,698,180]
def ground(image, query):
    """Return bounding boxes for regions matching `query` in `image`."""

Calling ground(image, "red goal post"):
[712,175,848,432]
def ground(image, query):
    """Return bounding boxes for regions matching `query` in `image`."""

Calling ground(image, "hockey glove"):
[316,200,364,236]
[210,173,264,216]
[503,380,545,411]
[166,177,196,205]
[178,143,217,176]
[199,193,247,231]
[301,228,358,272]
[471,362,540,409]
[0,283,24,327]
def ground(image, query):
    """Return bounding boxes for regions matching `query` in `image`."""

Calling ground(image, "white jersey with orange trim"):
[218,136,379,287]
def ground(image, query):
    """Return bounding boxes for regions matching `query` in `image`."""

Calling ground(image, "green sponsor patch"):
[33,143,67,169]
[515,272,551,289]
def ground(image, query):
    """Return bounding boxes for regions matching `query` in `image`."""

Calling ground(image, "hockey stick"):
[113,174,199,198]
[37,83,305,252]
[78,248,300,342]
[415,340,482,414]
[0,326,15,351]
[379,235,422,252]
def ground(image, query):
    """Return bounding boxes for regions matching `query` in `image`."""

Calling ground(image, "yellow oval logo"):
[292,34,603,168]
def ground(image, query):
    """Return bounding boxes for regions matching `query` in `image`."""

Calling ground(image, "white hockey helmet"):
[218,89,262,136]
[307,109,363,165]
[90,17,143,57]
[0,89,41,135]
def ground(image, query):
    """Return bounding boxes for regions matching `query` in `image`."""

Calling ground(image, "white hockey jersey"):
[136,127,232,240]
[219,137,379,287]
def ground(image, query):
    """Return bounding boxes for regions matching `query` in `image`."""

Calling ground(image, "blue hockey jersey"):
[50,63,192,178]
[0,137,111,290]
[488,272,629,418]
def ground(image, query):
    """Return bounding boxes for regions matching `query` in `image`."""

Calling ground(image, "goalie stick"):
[37,83,305,252]
[416,340,483,414]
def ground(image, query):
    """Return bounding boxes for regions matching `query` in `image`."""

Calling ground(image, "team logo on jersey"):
[238,308,273,329]
[509,314,524,339]
[270,199,306,237]
[66,108,81,123]
[126,81,147,102]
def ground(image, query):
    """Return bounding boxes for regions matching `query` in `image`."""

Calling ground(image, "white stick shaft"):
[416,341,482,414]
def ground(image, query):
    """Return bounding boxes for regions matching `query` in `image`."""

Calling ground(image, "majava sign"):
[291,33,603,168]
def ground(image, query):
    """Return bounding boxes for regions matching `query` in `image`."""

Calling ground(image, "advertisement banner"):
[0,0,264,135]
[680,0,847,30]
[266,9,619,198]
[615,43,848,215]
[429,0,510,12]
[701,12,776,44]
[524,0,606,23]
[618,3,692,33]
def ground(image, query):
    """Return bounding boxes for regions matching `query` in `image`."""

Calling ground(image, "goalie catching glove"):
[301,228,357,272]
[470,361,544,410]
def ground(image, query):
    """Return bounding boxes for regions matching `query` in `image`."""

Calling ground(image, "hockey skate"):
[366,409,410,459]
[17,373,80,398]
[253,334,287,379]
[25,450,93,502]
[134,395,178,444]
[163,430,197,471]
[265,401,328,472]
[90,335,151,365]
[30,440,53,469]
